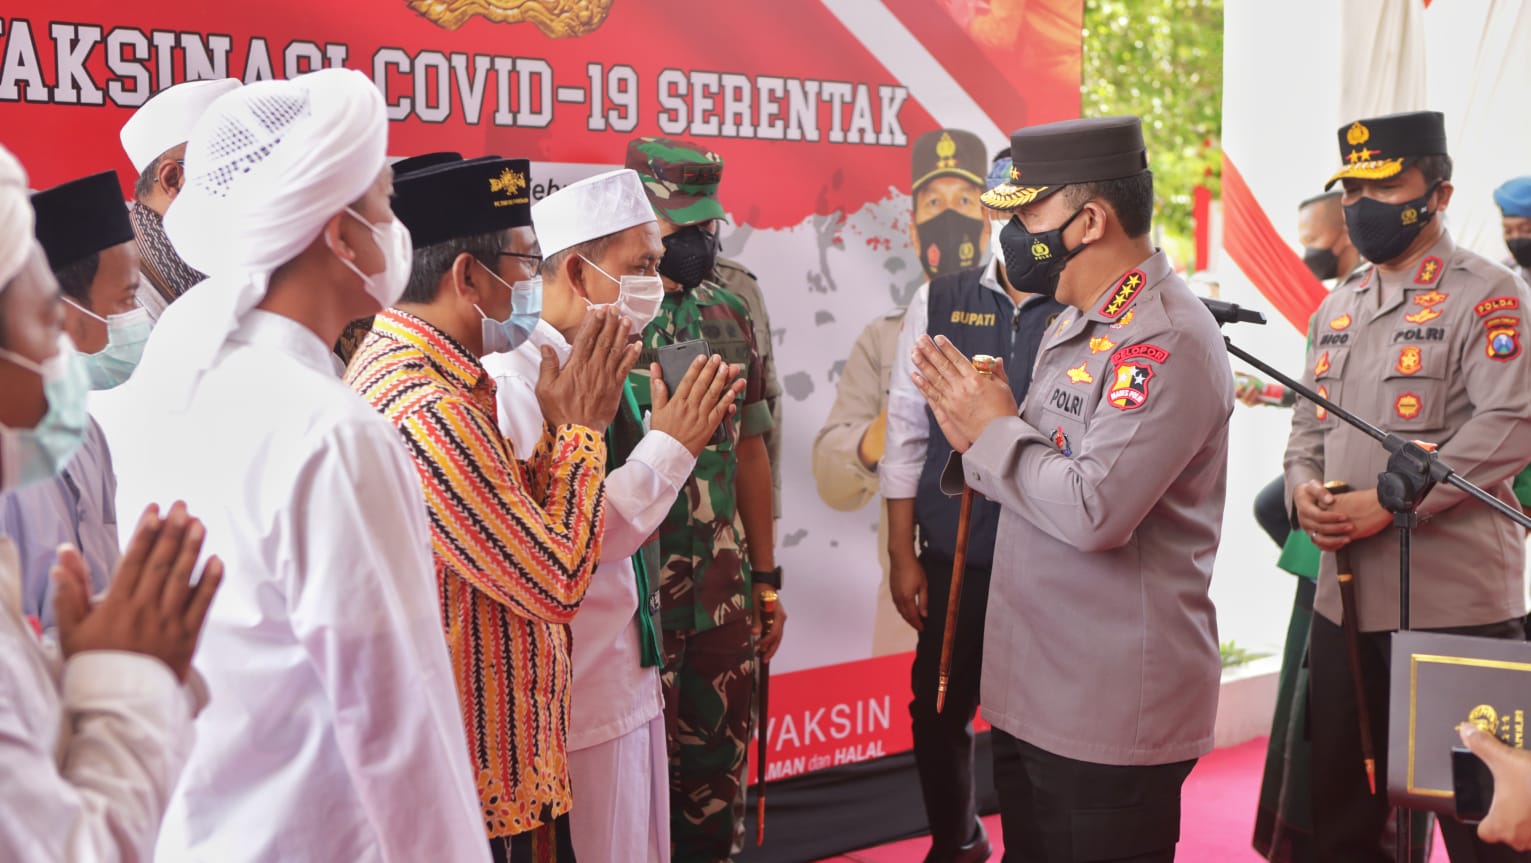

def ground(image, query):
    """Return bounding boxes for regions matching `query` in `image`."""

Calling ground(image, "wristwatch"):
[751,566,783,589]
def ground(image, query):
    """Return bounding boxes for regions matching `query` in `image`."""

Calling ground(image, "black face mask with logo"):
[1344,182,1440,265]
[658,224,721,290]
[915,209,985,278]
[998,205,1088,299]
[1507,237,1531,270]
[1303,245,1340,281]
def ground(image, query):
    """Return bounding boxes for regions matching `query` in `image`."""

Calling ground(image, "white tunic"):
[482,318,693,751]
[0,536,200,862]
[99,310,489,863]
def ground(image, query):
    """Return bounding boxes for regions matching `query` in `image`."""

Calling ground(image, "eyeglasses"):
[500,251,542,269]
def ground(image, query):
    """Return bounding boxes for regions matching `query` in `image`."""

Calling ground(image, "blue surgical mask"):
[0,334,90,493]
[64,296,151,389]
[474,264,542,355]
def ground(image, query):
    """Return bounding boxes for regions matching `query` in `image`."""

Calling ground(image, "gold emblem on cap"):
[936,132,957,169]
[408,0,612,37]
[490,167,527,197]
[1009,165,1022,181]
[1346,121,1371,146]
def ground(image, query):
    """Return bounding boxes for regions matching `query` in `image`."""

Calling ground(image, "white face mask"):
[331,207,413,309]
[990,218,1010,268]
[579,255,664,333]
[62,296,151,389]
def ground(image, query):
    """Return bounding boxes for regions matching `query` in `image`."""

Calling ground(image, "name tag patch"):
[1393,327,1445,343]
[949,310,998,327]
[1049,387,1085,416]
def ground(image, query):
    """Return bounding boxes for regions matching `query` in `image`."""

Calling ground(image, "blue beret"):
[1495,177,1531,218]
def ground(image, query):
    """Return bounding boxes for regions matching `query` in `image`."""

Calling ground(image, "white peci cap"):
[531,168,654,260]
[119,78,242,174]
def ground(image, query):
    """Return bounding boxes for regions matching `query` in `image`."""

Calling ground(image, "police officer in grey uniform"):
[1286,111,1531,863]
[911,115,1232,863]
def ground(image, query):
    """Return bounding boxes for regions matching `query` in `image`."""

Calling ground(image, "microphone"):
[1200,297,1267,326]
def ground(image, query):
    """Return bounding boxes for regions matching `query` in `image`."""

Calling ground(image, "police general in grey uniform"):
[1286,111,1531,863]
[911,115,1231,863]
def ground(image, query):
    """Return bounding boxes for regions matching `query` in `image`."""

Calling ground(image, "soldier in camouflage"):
[625,136,784,862]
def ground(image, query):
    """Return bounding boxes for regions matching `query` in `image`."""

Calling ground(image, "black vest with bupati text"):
[915,264,1064,565]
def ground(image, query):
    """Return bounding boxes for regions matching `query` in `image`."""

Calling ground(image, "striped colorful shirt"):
[344,308,607,839]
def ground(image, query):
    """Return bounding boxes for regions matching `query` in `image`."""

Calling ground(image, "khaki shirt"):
[1284,230,1531,632]
[715,257,783,516]
[958,250,1231,766]
[813,309,904,512]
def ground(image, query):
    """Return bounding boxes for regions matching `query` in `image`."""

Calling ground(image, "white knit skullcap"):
[119,78,242,174]
[532,169,654,259]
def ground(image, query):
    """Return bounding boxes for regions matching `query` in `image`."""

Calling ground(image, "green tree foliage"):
[1081,0,1223,261]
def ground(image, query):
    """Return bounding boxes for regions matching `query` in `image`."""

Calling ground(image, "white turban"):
[132,68,387,410]
[0,144,34,291]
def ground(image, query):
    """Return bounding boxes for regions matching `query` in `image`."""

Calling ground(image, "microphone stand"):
[1212,300,1531,863]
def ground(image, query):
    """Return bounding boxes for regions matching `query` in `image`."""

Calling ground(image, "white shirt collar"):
[529,318,573,364]
[228,309,338,377]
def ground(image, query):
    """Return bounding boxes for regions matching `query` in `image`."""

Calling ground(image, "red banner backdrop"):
[1222,154,1329,332]
[0,0,1081,780]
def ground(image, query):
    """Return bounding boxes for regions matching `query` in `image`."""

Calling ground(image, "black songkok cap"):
[31,170,134,271]
[391,151,463,179]
[392,157,532,248]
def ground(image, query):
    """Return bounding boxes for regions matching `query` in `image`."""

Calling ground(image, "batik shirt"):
[347,309,607,837]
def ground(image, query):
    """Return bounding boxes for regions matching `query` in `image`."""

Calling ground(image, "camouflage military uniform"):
[714,256,782,516]
[631,280,770,862]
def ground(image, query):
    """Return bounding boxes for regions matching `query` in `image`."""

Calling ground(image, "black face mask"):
[1344,183,1439,265]
[1303,245,1339,281]
[658,224,720,289]
[915,208,985,277]
[998,205,1087,299]
[1507,237,1531,270]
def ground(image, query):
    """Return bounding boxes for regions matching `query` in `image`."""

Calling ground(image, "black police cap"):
[1325,111,1448,189]
[981,116,1148,212]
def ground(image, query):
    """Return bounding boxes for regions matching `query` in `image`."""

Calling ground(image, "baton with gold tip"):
[754,588,779,845]
[1325,480,1378,795]
[937,354,996,713]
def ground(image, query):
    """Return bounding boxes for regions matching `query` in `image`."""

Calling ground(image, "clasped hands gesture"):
[909,334,1018,453]
[1292,481,1397,552]
[53,501,223,682]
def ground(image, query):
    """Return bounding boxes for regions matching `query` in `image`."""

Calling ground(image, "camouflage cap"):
[625,136,726,226]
